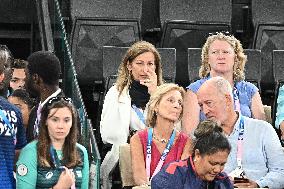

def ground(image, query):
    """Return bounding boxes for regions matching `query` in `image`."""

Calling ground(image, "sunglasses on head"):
[47,96,72,106]
[208,31,232,37]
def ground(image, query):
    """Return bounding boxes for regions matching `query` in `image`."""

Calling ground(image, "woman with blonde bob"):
[16,97,89,188]
[182,32,265,135]
[130,83,192,187]
[100,41,163,188]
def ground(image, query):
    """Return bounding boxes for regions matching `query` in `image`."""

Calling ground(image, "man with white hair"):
[197,76,284,188]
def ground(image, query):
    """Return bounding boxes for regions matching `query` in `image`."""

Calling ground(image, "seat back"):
[187,48,202,84]
[160,0,232,28]
[244,49,262,90]
[251,0,284,27]
[119,144,135,187]
[70,18,141,86]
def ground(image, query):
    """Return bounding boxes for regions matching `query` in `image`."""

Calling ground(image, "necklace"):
[152,133,169,143]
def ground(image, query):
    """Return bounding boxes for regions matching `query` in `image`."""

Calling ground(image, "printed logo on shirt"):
[76,170,82,178]
[46,171,53,179]
[0,110,18,137]
[17,164,28,176]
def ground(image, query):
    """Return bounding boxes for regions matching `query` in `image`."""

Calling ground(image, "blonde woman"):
[130,83,192,187]
[182,32,265,135]
[100,41,163,188]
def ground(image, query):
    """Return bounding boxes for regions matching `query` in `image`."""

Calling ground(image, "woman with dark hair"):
[8,89,34,129]
[130,83,191,187]
[151,120,233,189]
[16,97,89,189]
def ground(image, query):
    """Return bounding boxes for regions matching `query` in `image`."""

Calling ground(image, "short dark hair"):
[12,59,28,69]
[27,51,61,85]
[193,120,231,157]
[10,89,35,109]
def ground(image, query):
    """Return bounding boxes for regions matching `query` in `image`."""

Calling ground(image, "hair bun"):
[194,120,223,139]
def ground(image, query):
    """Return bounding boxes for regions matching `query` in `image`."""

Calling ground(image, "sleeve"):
[100,86,130,145]
[151,164,184,189]
[77,144,90,189]
[186,79,203,93]
[255,123,284,188]
[15,110,27,150]
[16,142,38,189]
[275,85,284,129]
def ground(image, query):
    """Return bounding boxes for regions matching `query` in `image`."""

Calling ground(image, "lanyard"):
[0,109,16,144]
[233,86,241,112]
[237,116,245,169]
[50,146,62,168]
[146,128,176,181]
[34,104,43,137]
[132,104,146,125]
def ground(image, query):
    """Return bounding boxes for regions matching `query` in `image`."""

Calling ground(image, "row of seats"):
[100,47,284,127]
[70,0,284,89]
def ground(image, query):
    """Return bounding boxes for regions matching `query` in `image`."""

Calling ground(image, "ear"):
[33,74,42,85]
[224,94,233,107]
[0,73,4,82]
[194,149,201,160]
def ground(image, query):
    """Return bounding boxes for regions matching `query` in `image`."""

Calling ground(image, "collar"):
[118,86,131,103]
[40,88,62,107]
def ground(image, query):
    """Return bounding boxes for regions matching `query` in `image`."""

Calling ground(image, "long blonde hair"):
[146,83,185,127]
[115,41,163,96]
[199,32,247,82]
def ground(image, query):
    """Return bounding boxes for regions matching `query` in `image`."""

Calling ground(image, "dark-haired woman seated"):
[16,97,89,189]
[151,120,233,189]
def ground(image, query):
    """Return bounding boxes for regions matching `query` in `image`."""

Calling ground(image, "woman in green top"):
[16,97,89,189]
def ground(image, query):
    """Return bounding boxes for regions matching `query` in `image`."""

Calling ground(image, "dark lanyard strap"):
[50,146,62,168]
[0,108,16,144]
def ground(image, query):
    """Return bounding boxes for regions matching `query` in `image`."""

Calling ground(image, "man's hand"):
[233,178,259,188]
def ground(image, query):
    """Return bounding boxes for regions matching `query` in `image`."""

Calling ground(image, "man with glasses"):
[197,76,284,188]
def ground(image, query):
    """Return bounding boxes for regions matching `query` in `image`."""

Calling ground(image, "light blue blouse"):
[187,77,258,120]
[275,85,284,129]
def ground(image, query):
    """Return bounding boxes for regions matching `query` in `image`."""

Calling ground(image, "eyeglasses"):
[47,96,72,106]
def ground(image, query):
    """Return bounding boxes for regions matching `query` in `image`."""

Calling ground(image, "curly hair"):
[37,98,81,168]
[199,32,247,82]
[115,41,163,96]
[146,83,185,127]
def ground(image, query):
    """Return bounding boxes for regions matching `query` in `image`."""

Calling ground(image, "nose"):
[142,64,149,73]
[213,165,222,173]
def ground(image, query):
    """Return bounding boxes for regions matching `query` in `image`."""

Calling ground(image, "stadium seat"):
[251,0,284,91]
[159,0,232,87]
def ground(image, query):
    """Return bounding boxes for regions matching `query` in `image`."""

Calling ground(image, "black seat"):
[187,48,202,85]
[251,0,284,93]
[159,0,232,87]
[243,49,262,91]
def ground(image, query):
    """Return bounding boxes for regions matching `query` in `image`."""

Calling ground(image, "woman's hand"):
[53,167,75,189]
[140,69,158,95]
